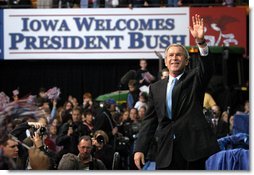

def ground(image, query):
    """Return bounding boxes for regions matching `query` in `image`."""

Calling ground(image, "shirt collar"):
[168,72,184,84]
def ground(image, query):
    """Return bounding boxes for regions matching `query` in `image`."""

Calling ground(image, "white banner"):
[3,8,189,60]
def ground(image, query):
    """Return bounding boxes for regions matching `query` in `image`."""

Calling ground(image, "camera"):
[203,108,215,128]
[30,126,47,137]
[96,135,105,144]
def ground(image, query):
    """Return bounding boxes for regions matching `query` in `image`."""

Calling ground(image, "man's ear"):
[164,58,168,66]
[185,58,189,66]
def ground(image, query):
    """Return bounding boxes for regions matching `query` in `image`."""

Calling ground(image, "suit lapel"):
[172,72,186,119]
[161,78,168,117]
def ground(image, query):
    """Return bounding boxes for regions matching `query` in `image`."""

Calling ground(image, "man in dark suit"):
[134,14,220,170]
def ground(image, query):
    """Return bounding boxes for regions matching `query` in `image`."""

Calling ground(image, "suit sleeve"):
[196,46,214,91]
[133,85,158,155]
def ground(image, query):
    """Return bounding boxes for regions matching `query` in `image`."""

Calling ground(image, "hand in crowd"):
[28,147,50,170]
[30,131,43,148]
[28,122,45,129]
[67,126,74,136]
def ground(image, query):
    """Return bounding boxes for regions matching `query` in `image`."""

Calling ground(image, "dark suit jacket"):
[134,49,220,169]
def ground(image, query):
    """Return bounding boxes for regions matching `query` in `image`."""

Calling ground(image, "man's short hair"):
[164,44,190,59]
[78,135,92,144]
[0,134,12,146]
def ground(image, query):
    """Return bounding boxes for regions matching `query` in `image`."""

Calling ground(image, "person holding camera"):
[10,118,57,169]
[58,135,106,170]
[94,99,118,147]
[56,106,91,163]
[92,130,115,170]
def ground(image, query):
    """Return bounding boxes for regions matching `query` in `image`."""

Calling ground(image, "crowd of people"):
[0,59,249,170]
[0,0,249,9]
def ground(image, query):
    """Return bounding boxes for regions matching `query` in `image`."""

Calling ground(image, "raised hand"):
[189,14,205,42]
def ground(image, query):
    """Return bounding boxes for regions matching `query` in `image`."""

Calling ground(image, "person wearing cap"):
[133,14,220,170]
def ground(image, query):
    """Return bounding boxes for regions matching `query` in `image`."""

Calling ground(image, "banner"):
[3,8,189,60]
[190,7,247,53]
[0,7,247,60]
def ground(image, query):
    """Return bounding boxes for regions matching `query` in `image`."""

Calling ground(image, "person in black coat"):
[93,99,118,147]
[134,14,220,170]
[56,107,90,163]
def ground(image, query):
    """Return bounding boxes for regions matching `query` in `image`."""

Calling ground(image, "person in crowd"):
[210,105,228,139]
[138,105,147,120]
[134,14,220,170]
[36,87,48,107]
[58,135,107,170]
[82,109,95,135]
[243,100,249,114]
[92,130,115,170]
[127,107,142,170]
[61,100,74,123]
[134,91,148,111]
[235,100,249,115]
[10,119,57,169]
[94,99,118,147]
[0,134,19,170]
[136,59,155,88]
[82,92,95,112]
[46,123,63,153]
[39,100,57,124]
[55,106,65,125]
[160,68,169,80]
[68,95,79,108]
[127,79,140,109]
[117,109,131,138]
[56,106,91,162]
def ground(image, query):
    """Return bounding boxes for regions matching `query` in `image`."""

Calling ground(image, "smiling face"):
[165,45,189,77]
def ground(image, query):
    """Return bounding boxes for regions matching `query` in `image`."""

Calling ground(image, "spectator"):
[92,130,115,170]
[58,135,106,170]
[94,99,118,147]
[134,92,148,111]
[127,79,140,110]
[210,105,228,139]
[160,68,169,80]
[0,134,18,170]
[56,107,91,162]
[138,105,147,120]
[136,59,155,88]
[82,109,94,135]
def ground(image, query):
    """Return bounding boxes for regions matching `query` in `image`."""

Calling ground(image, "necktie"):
[167,78,177,119]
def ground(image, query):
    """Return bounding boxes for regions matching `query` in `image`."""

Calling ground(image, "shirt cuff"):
[198,45,209,56]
